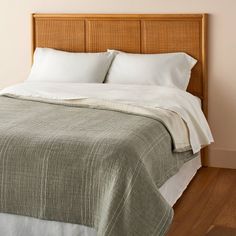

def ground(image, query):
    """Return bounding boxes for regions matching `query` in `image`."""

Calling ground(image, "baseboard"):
[205,149,236,169]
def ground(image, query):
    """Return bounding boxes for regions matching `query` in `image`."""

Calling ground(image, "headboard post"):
[202,14,208,118]
[201,14,208,165]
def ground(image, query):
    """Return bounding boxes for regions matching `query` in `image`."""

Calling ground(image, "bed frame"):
[31,13,208,163]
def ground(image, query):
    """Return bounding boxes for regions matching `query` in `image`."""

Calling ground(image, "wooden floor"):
[167,167,236,236]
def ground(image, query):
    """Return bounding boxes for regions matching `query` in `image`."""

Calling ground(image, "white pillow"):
[105,50,197,90]
[27,48,114,83]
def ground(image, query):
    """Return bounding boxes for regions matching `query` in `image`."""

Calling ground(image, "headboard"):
[32,13,208,116]
[32,13,208,162]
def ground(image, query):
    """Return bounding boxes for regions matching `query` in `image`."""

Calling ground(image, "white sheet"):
[0,155,201,236]
[0,82,213,153]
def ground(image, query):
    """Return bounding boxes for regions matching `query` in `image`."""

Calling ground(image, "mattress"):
[0,155,201,236]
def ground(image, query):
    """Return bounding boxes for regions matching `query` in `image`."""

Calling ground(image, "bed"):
[0,14,212,236]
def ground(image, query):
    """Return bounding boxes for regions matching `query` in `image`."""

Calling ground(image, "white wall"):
[0,0,236,168]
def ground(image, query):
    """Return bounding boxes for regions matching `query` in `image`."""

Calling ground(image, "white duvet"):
[0,82,213,154]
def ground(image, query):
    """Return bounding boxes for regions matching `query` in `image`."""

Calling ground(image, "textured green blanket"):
[0,96,196,236]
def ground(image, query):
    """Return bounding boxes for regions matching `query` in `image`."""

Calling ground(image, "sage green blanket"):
[0,96,196,236]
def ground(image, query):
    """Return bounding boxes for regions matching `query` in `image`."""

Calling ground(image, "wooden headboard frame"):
[32,13,208,160]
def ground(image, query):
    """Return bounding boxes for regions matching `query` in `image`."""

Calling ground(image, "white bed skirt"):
[0,155,201,236]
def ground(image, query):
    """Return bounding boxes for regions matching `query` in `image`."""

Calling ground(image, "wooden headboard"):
[32,13,208,115]
[32,13,208,163]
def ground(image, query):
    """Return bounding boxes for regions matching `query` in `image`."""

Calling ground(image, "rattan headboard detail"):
[32,14,208,117]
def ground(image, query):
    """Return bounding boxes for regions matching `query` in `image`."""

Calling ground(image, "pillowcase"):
[27,48,114,83]
[105,50,197,90]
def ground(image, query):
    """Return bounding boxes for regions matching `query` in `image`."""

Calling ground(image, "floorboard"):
[166,167,236,236]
